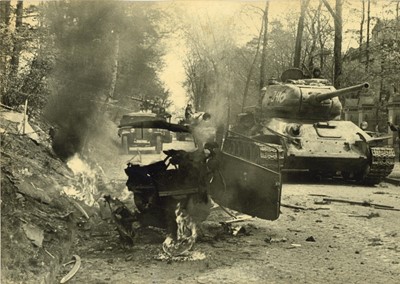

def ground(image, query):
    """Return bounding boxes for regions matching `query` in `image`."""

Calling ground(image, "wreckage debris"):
[348,212,380,219]
[104,195,137,246]
[306,236,316,242]
[282,203,330,211]
[60,255,81,284]
[156,250,206,262]
[288,244,302,249]
[264,237,288,244]
[322,198,400,211]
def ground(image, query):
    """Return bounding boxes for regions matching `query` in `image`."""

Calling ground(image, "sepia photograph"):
[1,0,399,283]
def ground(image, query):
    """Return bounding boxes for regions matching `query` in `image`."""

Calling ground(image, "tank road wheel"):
[122,135,129,155]
[354,165,369,184]
[155,135,163,154]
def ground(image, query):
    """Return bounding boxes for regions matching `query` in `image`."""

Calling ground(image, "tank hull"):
[224,118,395,184]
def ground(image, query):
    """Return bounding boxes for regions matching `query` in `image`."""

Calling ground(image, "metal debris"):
[348,212,380,219]
[221,215,253,224]
[306,236,316,242]
[322,197,400,211]
[104,195,136,246]
[44,248,55,259]
[282,203,330,211]
[70,200,89,220]
[60,255,81,283]
[156,250,206,262]
[265,237,288,243]
[232,225,246,236]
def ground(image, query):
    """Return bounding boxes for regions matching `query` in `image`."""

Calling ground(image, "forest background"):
[1,0,399,159]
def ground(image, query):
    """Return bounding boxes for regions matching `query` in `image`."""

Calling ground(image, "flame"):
[62,154,98,207]
[162,202,199,257]
[67,154,96,177]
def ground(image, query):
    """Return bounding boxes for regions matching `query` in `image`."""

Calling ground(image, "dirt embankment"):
[1,110,110,284]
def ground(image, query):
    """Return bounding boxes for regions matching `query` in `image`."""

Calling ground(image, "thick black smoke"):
[46,89,95,160]
[43,1,168,161]
[43,1,116,160]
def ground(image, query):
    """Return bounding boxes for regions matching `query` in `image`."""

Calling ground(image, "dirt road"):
[60,140,400,284]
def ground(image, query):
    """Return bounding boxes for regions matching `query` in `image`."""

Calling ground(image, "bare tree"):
[359,0,365,57]
[366,0,371,71]
[10,0,23,78]
[0,0,11,96]
[259,1,269,90]
[321,0,343,88]
[293,0,310,68]
[304,2,323,71]
[241,2,270,111]
[397,0,399,39]
[241,27,263,112]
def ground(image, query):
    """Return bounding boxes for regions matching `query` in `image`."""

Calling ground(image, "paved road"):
[64,139,400,284]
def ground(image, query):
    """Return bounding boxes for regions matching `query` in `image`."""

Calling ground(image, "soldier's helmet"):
[313,67,321,78]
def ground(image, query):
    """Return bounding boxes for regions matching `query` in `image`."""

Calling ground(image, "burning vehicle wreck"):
[107,117,282,256]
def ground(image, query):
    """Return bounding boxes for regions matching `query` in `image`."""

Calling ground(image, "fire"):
[62,154,98,207]
[162,202,199,258]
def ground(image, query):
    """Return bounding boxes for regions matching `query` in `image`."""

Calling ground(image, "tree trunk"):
[241,21,264,112]
[366,0,371,71]
[10,0,23,77]
[259,1,269,90]
[321,0,343,88]
[397,1,399,40]
[0,0,11,97]
[0,1,11,25]
[317,3,325,70]
[306,7,319,71]
[293,0,310,68]
[334,0,343,88]
[359,0,365,59]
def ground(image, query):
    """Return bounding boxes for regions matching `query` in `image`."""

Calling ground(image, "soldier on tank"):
[185,103,193,120]
[312,67,322,78]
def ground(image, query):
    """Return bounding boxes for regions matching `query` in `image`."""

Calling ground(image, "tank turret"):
[261,79,369,121]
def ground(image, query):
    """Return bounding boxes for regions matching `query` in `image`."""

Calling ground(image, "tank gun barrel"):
[131,97,143,102]
[315,83,369,102]
[131,96,154,105]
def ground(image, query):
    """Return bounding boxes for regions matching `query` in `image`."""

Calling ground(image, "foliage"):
[0,2,53,115]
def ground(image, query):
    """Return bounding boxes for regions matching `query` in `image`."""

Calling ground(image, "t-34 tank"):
[224,68,395,184]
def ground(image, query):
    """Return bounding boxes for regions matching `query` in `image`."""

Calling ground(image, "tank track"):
[223,138,396,185]
[363,147,396,184]
[223,137,284,171]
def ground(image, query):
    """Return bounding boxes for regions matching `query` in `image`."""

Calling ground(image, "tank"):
[224,68,395,184]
